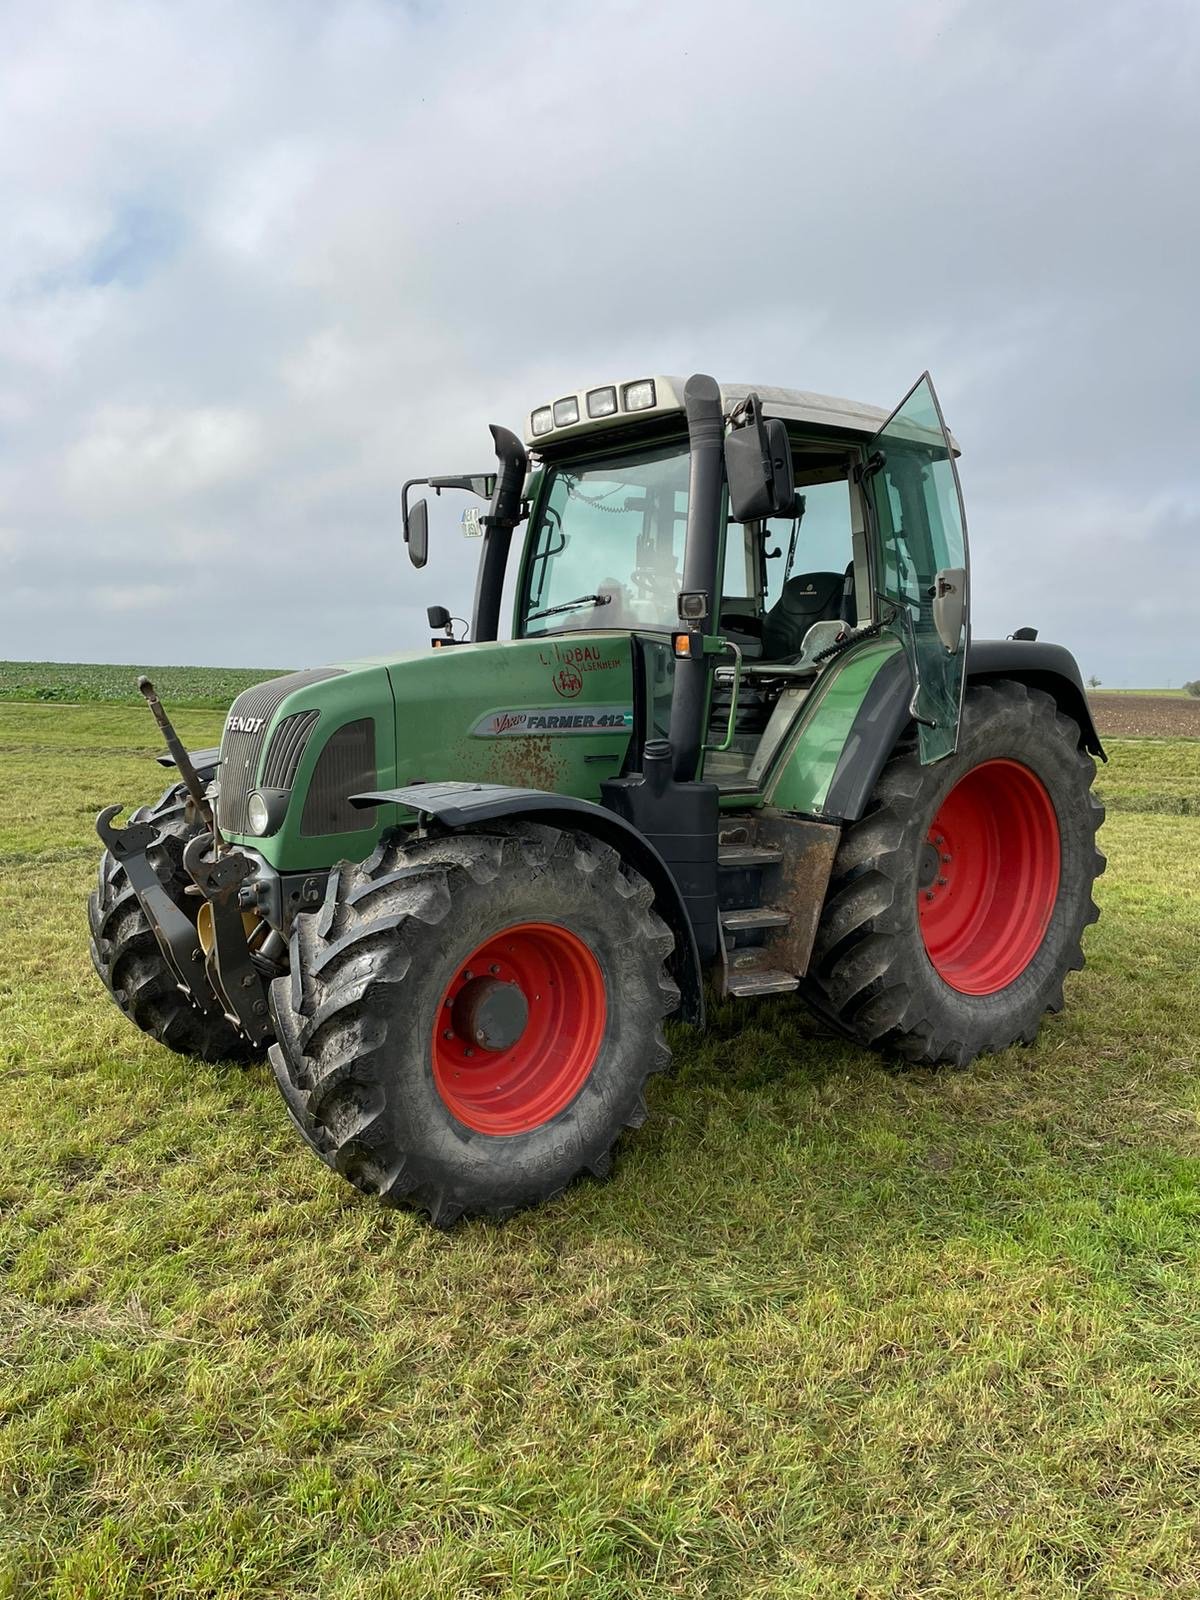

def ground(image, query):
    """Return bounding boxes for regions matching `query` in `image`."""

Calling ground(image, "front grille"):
[260,709,320,789]
[217,668,342,833]
[301,718,377,836]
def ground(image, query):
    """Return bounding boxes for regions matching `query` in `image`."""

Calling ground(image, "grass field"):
[1,675,1198,1598]
[0,662,288,711]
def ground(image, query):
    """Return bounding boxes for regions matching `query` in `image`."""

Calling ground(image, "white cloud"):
[65,405,264,509]
[0,0,1195,678]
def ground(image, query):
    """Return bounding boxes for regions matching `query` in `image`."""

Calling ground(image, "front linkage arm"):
[95,677,274,1050]
[95,803,226,1024]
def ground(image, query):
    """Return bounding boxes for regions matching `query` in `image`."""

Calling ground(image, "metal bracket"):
[182,835,274,1046]
[95,804,225,1021]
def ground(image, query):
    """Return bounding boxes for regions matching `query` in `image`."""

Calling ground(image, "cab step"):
[720,905,791,933]
[723,967,801,998]
[718,843,783,870]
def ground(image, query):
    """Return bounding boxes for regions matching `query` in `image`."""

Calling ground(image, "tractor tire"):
[88,781,262,1064]
[268,821,677,1225]
[802,679,1105,1066]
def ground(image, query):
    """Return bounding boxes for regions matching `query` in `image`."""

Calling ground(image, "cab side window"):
[763,475,854,610]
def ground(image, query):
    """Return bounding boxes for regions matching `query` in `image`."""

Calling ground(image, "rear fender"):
[823,640,1104,823]
[352,781,704,1025]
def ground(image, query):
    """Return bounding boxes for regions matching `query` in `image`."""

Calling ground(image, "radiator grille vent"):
[217,668,342,834]
[260,709,320,790]
[301,718,377,837]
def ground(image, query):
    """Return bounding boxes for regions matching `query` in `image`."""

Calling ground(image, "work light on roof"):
[586,386,618,419]
[622,379,656,412]
[530,406,553,437]
[553,397,580,427]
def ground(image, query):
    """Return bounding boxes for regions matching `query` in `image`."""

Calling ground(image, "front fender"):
[351,781,704,1025]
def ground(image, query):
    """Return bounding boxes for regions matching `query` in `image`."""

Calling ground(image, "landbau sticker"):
[461,506,483,538]
[472,706,633,738]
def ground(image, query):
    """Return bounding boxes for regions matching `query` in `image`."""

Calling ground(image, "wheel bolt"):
[489,964,500,975]
[443,1029,453,1040]
[937,876,948,887]
[925,890,935,901]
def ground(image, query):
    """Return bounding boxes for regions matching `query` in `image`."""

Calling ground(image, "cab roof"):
[525,375,960,453]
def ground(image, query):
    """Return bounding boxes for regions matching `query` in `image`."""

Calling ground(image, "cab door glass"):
[866,373,969,763]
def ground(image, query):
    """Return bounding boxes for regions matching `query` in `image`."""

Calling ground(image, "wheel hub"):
[432,922,607,1135]
[918,759,1061,995]
[917,841,941,891]
[451,976,529,1052]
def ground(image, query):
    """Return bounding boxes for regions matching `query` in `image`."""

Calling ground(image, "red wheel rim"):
[431,921,606,1135]
[918,759,1061,996]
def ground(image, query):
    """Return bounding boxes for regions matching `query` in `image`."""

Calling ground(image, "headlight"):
[552,396,580,427]
[530,407,553,436]
[587,386,618,418]
[622,379,656,412]
[247,791,271,836]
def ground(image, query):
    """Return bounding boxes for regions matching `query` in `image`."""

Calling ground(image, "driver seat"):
[761,570,849,660]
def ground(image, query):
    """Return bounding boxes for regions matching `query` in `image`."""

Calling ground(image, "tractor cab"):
[409,372,972,803]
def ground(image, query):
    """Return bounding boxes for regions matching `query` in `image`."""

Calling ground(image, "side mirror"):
[724,395,795,522]
[428,473,497,499]
[407,499,429,569]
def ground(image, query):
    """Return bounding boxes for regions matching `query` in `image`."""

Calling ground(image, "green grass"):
[1089,688,1192,698]
[0,662,288,711]
[1095,738,1200,815]
[1,695,1199,1598]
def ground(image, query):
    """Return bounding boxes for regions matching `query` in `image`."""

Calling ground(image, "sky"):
[1,0,1197,686]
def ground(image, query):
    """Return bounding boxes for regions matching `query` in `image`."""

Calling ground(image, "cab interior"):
[704,435,872,789]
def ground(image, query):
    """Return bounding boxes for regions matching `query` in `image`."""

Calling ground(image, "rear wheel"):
[268,822,677,1225]
[803,679,1105,1065]
[88,782,262,1063]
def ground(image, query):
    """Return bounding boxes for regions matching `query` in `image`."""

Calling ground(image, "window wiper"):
[527,593,613,621]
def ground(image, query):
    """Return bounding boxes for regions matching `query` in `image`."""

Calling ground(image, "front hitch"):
[95,804,225,1023]
[181,835,275,1048]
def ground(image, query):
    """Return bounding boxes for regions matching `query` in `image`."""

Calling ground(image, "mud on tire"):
[268,821,678,1225]
[88,781,262,1063]
[802,679,1105,1066]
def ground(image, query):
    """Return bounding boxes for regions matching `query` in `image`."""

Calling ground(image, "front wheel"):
[268,822,678,1225]
[802,679,1105,1066]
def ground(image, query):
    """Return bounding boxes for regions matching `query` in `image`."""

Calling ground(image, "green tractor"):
[90,372,1105,1224]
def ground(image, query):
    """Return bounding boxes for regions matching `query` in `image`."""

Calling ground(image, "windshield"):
[520,445,689,635]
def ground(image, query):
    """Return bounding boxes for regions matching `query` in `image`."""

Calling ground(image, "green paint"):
[765,635,903,816]
[224,636,634,872]
[220,662,400,871]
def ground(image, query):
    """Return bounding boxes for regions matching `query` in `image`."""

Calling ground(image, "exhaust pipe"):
[668,374,725,781]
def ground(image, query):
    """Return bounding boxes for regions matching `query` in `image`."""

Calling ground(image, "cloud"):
[66,405,264,509]
[0,0,1196,685]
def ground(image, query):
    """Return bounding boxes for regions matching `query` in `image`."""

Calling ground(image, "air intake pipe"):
[472,425,528,642]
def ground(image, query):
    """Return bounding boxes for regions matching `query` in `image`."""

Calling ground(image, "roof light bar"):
[622,379,656,412]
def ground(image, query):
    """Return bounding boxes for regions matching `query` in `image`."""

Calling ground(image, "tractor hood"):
[218,634,637,871]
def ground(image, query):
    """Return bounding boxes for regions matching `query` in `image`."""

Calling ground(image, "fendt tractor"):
[90,372,1105,1224]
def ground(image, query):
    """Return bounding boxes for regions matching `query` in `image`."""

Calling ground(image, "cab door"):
[864,372,969,762]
